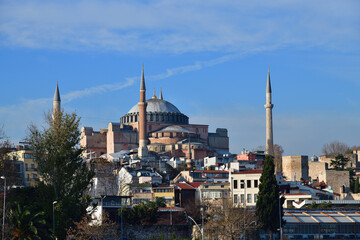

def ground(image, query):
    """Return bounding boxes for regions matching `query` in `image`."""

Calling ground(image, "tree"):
[322,141,350,155]
[0,128,20,187]
[354,177,359,194]
[27,111,94,239]
[256,155,284,240]
[66,213,119,240]
[253,144,284,172]
[330,154,350,170]
[9,202,46,240]
[204,198,257,240]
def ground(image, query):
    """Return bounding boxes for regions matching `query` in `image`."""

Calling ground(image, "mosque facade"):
[80,66,229,160]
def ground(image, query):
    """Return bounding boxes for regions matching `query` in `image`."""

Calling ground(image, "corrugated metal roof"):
[284,211,360,224]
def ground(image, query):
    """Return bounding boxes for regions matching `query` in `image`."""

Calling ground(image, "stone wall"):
[325,170,349,194]
[123,225,192,240]
[308,161,327,182]
[282,155,309,181]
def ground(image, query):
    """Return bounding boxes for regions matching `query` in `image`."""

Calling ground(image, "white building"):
[229,169,262,207]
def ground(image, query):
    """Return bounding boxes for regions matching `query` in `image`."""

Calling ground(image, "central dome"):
[128,99,181,114]
[121,98,189,125]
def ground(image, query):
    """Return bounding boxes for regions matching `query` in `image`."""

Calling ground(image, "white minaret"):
[264,68,274,156]
[52,81,61,119]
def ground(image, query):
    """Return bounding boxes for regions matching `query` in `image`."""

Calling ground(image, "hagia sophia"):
[80,65,229,161]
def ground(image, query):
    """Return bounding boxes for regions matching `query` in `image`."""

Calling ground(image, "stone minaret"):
[138,64,149,158]
[52,81,61,119]
[159,88,163,100]
[264,68,274,156]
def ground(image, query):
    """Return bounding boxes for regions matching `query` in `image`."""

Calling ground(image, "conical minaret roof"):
[140,64,146,91]
[53,81,61,101]
[266,68,272,93]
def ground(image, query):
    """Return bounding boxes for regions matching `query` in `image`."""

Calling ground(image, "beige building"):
[282,155,309,181]
[229,169,262,207]
[9,144,39,186]
[198,182,230,205]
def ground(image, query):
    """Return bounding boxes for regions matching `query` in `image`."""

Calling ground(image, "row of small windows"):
[233,179,258,189]
[121,113,188,124]
[153,188,172,193]
[233,193,258,204]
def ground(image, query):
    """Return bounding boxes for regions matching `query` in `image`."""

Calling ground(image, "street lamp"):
[52,201,57,240]
[1,176,6,240]
[187,215,203,240]
[278,191,283,240]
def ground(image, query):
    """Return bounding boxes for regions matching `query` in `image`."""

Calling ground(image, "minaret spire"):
[264,68,274,157]
[138,64,148,159]
[159,88,163,100]
[52,81,61,119]
[140,64,146,91]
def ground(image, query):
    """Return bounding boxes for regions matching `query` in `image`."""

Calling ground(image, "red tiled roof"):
[174,183,195,190]
[232,169,263,174]
[188,182,201,188]
[194,170,229,174]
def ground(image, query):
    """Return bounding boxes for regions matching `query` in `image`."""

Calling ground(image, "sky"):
[0,0,359,156]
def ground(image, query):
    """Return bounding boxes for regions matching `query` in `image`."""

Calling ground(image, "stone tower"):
[52,81,61,119]
[264,68,274,156]
[138,64,149,158]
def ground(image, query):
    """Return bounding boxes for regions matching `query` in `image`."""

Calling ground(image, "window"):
[31,164,35,169]
[240,180,245,189]
[25,164,28,171]
[254,194,258,203]
[247,180,251,188]
[26,174,30,181]
[33,174,37,179]
[254,180,258,188]
[233,180,238,189]
[240,194,244,203]
[234,194,238,203]
[247,194,251,203]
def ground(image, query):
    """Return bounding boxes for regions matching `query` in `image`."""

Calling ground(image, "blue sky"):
[0,0,359,156]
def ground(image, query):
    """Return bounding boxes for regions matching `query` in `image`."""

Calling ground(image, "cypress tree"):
[355,177,359,193]
[256,155,284,240]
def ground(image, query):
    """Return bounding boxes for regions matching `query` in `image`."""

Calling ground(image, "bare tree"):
[67,212,119,239]
[204,198,257,240]
[322,141,350,155]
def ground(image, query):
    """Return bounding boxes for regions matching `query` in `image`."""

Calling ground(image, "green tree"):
[27,111,94,239]
[9,202,46,240]
[256,155,284,240]
[330,154,349,170]
[355,177,359,194]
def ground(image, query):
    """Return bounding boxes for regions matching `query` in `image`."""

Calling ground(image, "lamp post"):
[279,191,283,240]
[1,176,6,240]
[52,201,57,240]
[187,215,203,240]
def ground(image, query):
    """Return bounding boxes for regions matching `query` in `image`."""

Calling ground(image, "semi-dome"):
[128,99,181,114]
[121,98,189,125]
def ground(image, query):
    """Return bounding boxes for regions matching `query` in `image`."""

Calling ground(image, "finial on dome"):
[152,88,157,99]
[159,87,163,100]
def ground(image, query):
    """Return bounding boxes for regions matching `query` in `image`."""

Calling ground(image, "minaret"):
[159,88,163,100]
[264,68,274,156]
[138,64,148,158]
[52,81,61,119]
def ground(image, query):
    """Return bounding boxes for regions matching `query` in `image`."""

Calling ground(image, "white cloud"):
[0,0,358,53]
